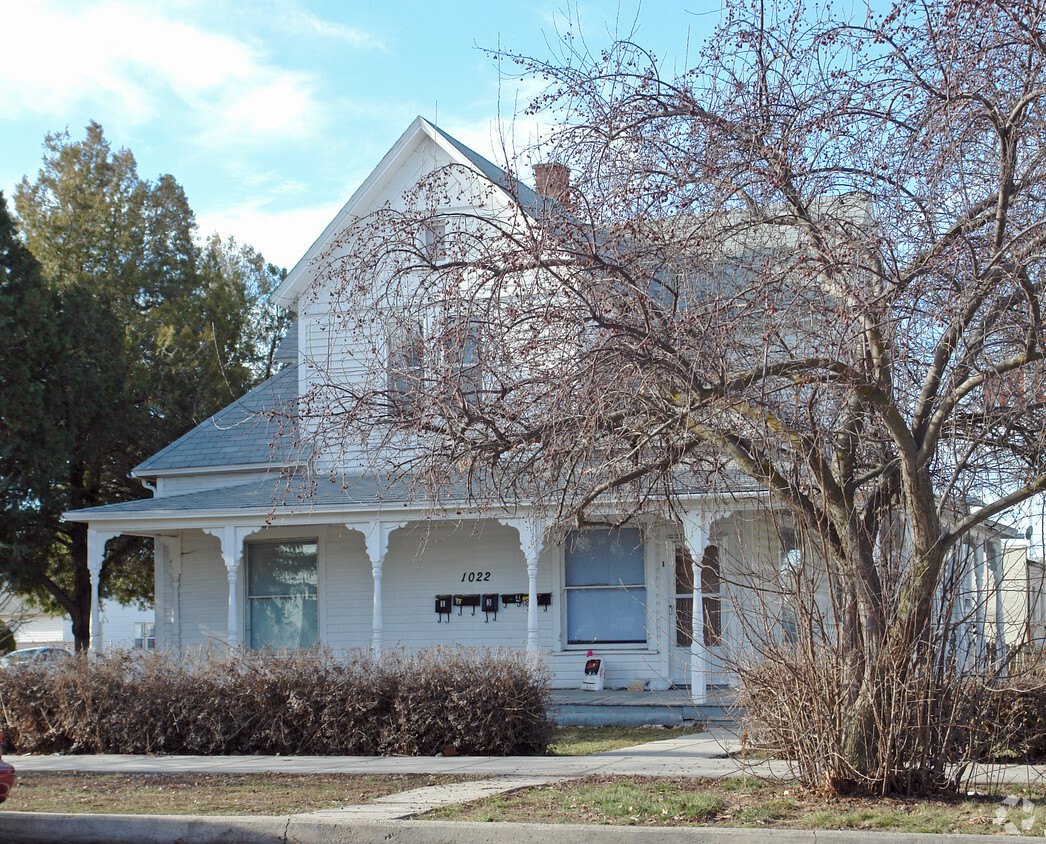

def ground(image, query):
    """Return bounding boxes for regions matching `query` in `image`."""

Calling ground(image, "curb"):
[2,813,1046,844]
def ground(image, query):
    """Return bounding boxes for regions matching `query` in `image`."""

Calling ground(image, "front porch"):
[68,475,749,701]
[550,688,738,727]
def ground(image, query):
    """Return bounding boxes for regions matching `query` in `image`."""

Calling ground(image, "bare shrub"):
[0,646,551,756]
[738,638,1046,793]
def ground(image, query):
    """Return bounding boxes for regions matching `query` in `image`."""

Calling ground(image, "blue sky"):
[1,0,721,271]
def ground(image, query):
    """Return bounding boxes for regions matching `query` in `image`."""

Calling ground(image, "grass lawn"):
[547,725,702,756]
[4,773,465,816]
[429,776,1046,835]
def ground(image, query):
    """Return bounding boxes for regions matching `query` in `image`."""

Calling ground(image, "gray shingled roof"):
[133,365,300,475]
[64,473,461,520]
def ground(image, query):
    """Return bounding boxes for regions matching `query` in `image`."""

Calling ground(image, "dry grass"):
[430,776,1046,834]
[5,772,464,816]
[547,725,702,756]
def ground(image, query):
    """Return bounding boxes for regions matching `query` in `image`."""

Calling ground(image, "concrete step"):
[549,688,739,727]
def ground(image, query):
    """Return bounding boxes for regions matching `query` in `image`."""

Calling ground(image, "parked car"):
[0,646,72,668]
[0,731,13,803]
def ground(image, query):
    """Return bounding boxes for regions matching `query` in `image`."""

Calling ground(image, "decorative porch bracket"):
[347,520,407,658]
[202,526,257,649]
[501,515,548,655]
[86,528,119,652]
[678,508,729,704]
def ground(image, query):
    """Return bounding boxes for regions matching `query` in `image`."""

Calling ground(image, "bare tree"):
[302,0,1046,792]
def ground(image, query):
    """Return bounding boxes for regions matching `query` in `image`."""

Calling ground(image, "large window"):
[247,541,318,650]
[565,528,647,645]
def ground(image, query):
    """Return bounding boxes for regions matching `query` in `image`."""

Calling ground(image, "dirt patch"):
[5,772,467,816]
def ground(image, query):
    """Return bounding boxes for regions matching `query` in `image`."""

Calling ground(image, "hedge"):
[0,646,552,756]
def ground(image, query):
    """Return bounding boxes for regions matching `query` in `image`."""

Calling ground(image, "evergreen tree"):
[1,124,287,649]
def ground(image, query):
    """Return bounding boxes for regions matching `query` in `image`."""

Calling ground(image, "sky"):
[0,0,723,272]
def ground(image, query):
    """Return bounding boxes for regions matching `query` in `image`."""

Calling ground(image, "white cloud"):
[0,0,324,144]
[272,2,386,49]
[196,200,344,271]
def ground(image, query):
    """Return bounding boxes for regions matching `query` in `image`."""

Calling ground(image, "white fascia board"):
[62,501,489,530]
[62,493,755,538]
[130,462,298,480]
[270,116,525,309]
[271,116,433,308]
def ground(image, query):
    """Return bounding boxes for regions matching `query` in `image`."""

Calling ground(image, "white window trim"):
[243,534,325,650]
[559,526,653,651]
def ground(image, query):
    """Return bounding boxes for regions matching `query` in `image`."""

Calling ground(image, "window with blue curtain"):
[247,541,318,650]
[565,528,647,644]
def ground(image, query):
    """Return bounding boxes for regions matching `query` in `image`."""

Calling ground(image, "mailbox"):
[482,593,499,621]
[537,592,552,610]
[454,594,481,615]
[435,595,452,622]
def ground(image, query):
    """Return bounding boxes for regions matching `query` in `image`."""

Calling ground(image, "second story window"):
[420,222,446,262]
[387,320,425,414]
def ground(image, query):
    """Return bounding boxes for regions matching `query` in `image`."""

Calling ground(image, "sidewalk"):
[8,728,777,779]
[10,728,1046,783]
[3,730,1045,843]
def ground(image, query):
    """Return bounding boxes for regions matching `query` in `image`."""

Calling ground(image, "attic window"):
[420,222,446,262]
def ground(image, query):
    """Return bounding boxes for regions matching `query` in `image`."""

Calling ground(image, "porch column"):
[86,529,117,652]
[203,526,251,649]
[351,520,406,658]
[504,516,547,655]
[156,535,182,650]
[988,541,1007,672]
[678,510,716,704]
[974,542,986,665]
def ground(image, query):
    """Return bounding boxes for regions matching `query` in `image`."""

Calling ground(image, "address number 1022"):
[461,571,492,582]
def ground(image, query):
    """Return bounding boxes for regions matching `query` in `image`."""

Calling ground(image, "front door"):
[670,543,725,694]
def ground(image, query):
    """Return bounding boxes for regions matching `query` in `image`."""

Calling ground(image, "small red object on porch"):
[582,650,605,691]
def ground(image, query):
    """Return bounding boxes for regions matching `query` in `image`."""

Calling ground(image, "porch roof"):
[63,473,429,522]
[63,470,729,526]
[131,364,300,477]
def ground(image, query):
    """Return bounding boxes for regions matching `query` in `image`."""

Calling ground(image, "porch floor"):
[549,687,739,727]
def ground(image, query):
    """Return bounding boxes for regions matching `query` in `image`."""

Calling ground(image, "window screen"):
[565,528,647,644]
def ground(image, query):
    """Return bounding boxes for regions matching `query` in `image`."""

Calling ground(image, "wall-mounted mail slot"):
[501,593,527,607]
[435,594,452,622]
[537,592,552,609]
[453,594,481,615]
[482,593,499,621]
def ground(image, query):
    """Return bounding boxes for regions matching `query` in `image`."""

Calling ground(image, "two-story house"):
[63,117,1031,697]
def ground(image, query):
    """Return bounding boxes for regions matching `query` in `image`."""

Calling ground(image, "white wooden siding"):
[177,530,233,649]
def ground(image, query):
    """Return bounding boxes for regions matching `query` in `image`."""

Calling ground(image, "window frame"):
[675,544,722,648]
[133,622,155,650]
[245,539,320,651]
[387,319,425,415]
[563,527,649,647]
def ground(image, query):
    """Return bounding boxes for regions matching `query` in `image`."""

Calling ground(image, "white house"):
[0,592,154,651]
[63,118,1040,697]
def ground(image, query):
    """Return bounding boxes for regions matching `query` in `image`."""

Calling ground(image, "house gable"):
[271,116,544,310]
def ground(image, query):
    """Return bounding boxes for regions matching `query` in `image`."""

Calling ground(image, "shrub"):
[0,646,552,756]
[737,642,1046,794]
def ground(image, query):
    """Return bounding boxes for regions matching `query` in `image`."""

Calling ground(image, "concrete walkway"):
[8,729,788,779]
[10,729,1046,783]
[3,730,1046,843]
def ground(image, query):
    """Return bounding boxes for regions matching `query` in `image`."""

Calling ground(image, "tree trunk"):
[69,521,92,652]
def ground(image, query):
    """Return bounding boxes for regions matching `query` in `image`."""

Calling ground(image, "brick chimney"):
[533,162,571,206]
